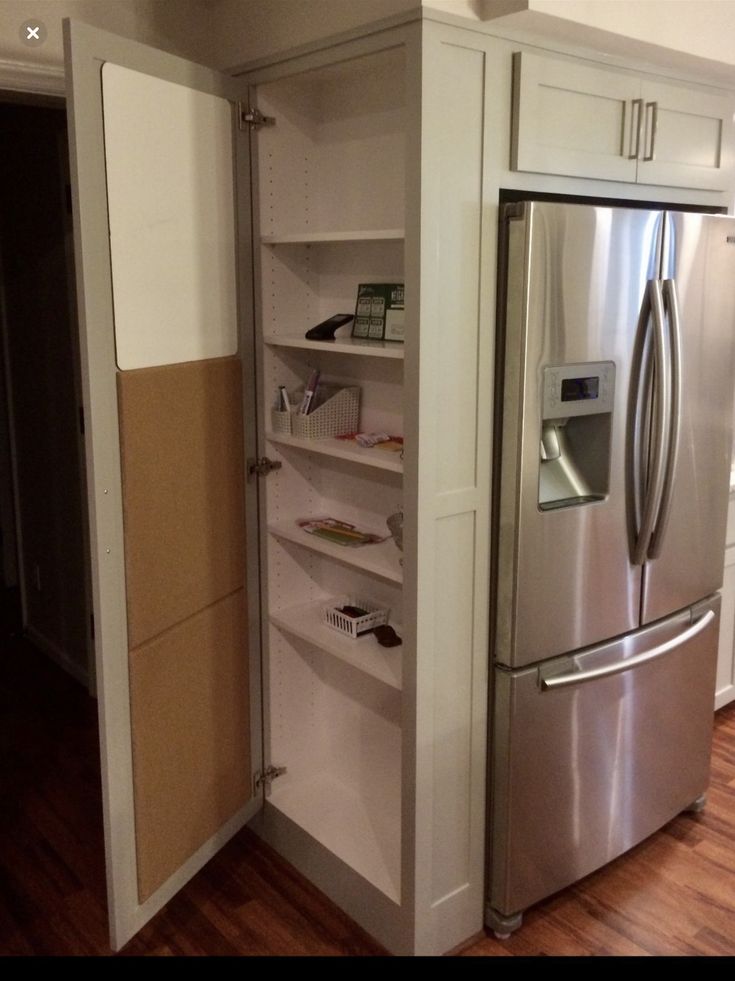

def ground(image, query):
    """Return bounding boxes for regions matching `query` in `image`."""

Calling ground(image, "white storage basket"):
[322,596,389,638]
[292,385,360,440]
[271,408,292,434]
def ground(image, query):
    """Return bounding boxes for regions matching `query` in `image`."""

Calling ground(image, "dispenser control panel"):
[542,361,615,419]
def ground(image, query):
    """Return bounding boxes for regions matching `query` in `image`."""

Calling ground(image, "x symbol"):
[26,25,40,39]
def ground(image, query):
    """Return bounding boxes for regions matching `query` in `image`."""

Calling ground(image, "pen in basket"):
[299,369,320,414]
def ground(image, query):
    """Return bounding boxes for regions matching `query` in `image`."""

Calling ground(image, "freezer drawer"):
[489,598,719,918]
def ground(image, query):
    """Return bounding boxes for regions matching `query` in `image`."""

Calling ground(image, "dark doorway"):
[0,98,90,686]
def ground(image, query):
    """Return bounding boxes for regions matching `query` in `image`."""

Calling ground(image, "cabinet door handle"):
[643,100,658,161]
[628,98,643,159]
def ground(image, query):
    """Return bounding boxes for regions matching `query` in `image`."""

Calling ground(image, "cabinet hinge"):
[247,456,282,479]
[254,764,287,793]
[239,104,274,131]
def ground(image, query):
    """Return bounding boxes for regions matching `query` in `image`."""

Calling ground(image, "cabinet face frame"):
[64,18,263,950]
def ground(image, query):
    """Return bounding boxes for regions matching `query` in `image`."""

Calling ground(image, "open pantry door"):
[63,20,262,949]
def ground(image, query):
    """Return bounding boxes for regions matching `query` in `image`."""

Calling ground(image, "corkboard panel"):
[129,588,251,903]
[117,357,246,649]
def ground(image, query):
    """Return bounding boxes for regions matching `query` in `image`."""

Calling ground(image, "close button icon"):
[20,20,47,46]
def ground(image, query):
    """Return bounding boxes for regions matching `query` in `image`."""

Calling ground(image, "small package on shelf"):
[352,283,404,341]
[297,516,386,547]
[292,384,360,439]
[322,596,390,639]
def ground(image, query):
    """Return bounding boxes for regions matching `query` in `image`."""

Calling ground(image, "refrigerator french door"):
[487,201,735,936]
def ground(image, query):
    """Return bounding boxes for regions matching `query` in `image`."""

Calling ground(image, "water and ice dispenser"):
[538,361,615,510]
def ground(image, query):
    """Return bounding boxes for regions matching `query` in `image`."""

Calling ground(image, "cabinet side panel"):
[434,43,484,495]
[412,27,492,954]
[431,510,475,900]
[716,544,735,709]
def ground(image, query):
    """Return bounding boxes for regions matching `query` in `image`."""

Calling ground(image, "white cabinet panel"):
[637,78,735,191]
[512,51,639,183]
[102,64,238,369]
[716,541,735,709]
[512,50,735,192]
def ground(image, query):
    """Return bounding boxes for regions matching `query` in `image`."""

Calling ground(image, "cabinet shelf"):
[270,599,402,690]
[264,334,405,360]
[266,431,403,474]
[261,228,404,244]
[268,520,403,584]
[268,771,400,903]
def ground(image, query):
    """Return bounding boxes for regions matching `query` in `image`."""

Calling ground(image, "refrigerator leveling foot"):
[485,905,523,939]
[684,793,707,814]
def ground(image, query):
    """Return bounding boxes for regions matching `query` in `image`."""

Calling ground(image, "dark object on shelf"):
[373,624,402,648]
[387,511,403,551]
[305,313,354,340]
[340,605,369,618]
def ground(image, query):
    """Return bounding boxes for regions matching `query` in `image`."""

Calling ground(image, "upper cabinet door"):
[512,49,735,192]
[63,19,261,950]
[512,50,640,183]
[636,78,735,191]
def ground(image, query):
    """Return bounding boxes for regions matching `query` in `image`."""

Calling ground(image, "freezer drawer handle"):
[540,609,715,691]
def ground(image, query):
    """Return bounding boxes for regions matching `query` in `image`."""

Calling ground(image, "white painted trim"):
[25,624,88,687]
[0,58,65,97]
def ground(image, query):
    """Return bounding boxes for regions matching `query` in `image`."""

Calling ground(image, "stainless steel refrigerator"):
[487,200,735,937]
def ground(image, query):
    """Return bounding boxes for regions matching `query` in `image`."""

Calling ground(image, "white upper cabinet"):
[513,50,735,191]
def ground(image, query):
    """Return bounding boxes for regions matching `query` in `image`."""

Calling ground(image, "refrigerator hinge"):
[254,764,287,794]
[503,202,525,220]
[239,104,274,131]
[247,456,282,480]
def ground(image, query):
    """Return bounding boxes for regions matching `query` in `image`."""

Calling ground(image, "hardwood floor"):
[463,702,735,957]
[1,615,734,956]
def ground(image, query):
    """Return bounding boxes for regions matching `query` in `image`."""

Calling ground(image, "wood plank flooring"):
[1,620,734,956]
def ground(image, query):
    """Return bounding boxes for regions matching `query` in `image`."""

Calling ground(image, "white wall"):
[5,1,735,77]
[0,0,216,69]
[203,1,735,76]
[200,0,418,70]
[521,1,735,67]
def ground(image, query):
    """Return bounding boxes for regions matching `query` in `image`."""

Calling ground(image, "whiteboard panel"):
[101,63,237,369]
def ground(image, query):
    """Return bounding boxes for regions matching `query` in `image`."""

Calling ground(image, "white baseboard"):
[25,623,88,687]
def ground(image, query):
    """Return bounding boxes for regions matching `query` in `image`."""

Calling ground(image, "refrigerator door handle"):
[540,608,715,690]
[648,278,682,559]
[631,279,669,565]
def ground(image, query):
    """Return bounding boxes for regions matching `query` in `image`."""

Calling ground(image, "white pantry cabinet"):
[64,7,735,960]
[64,13,490,958]
[512,49,735,191]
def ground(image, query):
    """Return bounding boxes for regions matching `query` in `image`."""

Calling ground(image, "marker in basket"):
[278,386,291,412]
[299,369,320,414]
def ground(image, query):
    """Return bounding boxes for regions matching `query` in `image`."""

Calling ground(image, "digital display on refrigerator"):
[561,376,599,401]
